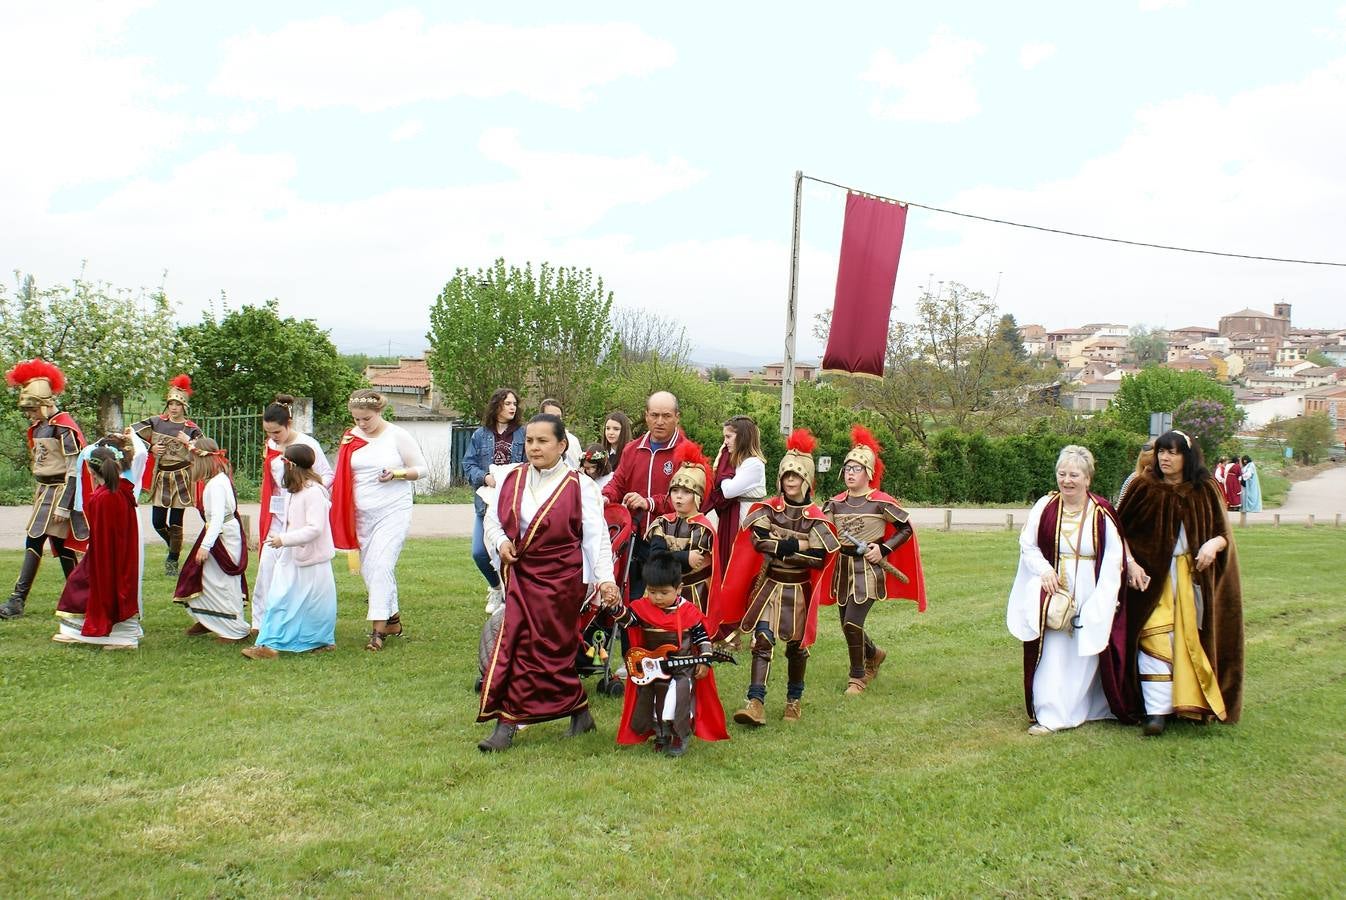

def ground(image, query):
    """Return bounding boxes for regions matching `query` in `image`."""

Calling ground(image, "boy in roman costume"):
[132,374,203,576]
[645,439,718,618]
[822,425,926,694]
[3,359,88,619]
[718,429,840,725]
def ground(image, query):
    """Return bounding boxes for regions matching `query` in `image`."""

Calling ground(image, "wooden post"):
[943,509,953,532]
[1307,514,1316,528]
[779,169,804,437]
[1005,513,1014,531]
[1335,513,1341,528]
[1239,511,1246,528]
[1273,514,1280,527]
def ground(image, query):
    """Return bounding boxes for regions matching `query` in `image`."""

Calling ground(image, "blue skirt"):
[256,550,337,652]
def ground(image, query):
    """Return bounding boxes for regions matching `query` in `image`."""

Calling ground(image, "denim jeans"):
[472,511,499,589]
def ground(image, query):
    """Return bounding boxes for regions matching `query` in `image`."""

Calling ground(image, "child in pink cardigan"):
[243,444,337,658]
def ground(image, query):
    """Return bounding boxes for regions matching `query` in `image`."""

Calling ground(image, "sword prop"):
[840,531,909,584]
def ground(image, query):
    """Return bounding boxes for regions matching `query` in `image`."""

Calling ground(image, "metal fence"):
[123,404,265,487]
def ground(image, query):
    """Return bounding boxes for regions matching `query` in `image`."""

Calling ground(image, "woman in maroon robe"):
[476,414,619,752]
[54,444,142,648]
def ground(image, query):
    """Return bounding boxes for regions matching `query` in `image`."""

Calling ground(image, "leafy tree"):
[1173,397,1236,458]
[708,365,732,383]
[998,314,1027,361]
[1106,366,1242,437]
[1281,413,1336,464]
[340,352,398,375]
[1129,325,1169,367]
[815,282,1049,447]
[178,300,364,436]
[1307,350,1334,368]
[1,271,193,431]
[426,259,618,430]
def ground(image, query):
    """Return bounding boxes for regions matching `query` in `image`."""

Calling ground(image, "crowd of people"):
[4,358,1245,759]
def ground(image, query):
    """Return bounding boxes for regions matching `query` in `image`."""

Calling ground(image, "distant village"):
[1019,303,1346,439]
[357,303,1346,455]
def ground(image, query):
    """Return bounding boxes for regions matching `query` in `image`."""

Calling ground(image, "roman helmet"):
[668,438,711,502]
[778,428,818,494]
[5,358,66,418]
[165,374,193,408]
[842,424,885,490]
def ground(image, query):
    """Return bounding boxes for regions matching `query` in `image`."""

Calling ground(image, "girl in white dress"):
[173,438,251,642]
[330,390,426,651]
[1007,445,1125,734]
[254,393,334,633]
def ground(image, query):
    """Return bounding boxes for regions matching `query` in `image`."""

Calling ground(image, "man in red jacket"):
[603,391,684,599]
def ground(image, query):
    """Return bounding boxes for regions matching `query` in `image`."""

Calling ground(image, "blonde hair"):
[348,389,387,413]
[1055,444,1096,482]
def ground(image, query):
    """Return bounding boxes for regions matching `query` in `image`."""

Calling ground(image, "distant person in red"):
[602,391,685,600]
[1223,457,1243,511]
[53,438,142,650]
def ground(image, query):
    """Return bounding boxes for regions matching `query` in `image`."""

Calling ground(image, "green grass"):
[1,529,1343,897]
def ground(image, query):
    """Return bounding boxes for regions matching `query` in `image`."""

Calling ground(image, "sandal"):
[383,613,404,638]
[365,630,385,652]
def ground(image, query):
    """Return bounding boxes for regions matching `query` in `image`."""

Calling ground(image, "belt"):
[35,475,65,485]
[157,462,191,472]
[766,569,811,585]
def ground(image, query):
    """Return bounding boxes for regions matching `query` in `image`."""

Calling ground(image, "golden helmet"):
[778,428,818,490]
[668,438,710,501]
[5,358,65,415]
[842,424,884,489]
[165,374,193,407]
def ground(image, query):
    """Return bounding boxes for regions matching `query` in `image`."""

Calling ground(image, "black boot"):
[0,549,41,619]
[477,722,517,752]
[566,707,596,737]
[1142,714,1168,736]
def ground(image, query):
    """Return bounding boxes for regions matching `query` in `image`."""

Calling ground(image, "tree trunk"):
[98,393,124,434]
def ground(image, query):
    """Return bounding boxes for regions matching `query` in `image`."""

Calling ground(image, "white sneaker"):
[484,586,504,615]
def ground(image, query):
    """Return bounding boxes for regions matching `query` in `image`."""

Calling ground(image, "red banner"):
[821,192,907,379]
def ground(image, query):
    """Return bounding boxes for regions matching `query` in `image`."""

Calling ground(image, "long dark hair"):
[603,410,631,461]
[1153,430,1209,484]
[484,388,521,430]
[264,393,295,427]
[725,415,765,467]
[88,446,124,488]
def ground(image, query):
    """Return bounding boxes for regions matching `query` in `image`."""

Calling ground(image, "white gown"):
[1007,495,1124,731]
[253,431,334,630]
[181,473,250,640]
[350,424,425,621]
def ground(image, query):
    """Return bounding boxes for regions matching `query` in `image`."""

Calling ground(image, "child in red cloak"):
[645,439,719,618]
[613,550,729,756]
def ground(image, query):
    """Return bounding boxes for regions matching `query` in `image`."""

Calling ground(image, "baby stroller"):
[576,502,635,697]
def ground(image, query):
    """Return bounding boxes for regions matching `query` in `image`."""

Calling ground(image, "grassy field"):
[1,528,1343,897]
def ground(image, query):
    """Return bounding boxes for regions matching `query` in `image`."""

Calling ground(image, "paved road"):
[3,466,1343,551]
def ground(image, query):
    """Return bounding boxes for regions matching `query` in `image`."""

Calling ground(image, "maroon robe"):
[172,484,250,603]
[1223,462,1243,508]
[704,447,743,574]
[56,479,140,636]
[478,464,590,725]
[1020,492,1130,721]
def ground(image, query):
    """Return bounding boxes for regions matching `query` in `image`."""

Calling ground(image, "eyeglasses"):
[842,463,866,474]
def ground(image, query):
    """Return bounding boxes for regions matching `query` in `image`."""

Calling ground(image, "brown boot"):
[783,699,802,722]
[844,678,867,695]
[733,698,766,726]
[185,622,210,636]
[863,647,887,684]
[566,707,596,737]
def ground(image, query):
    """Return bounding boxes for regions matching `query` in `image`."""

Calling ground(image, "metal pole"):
[780,169,803,436]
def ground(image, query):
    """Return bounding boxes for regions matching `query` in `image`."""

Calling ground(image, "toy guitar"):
[625,645,737,685]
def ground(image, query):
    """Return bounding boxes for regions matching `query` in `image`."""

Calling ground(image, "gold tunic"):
[25,420,89,541]
[823,491,912,606]
[134,415,203,508]
[645,514,715,615]
[738,501,840,641]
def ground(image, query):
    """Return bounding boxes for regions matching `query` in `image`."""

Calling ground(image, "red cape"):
[138,414,200,491]
[616,597,729,745]
[56,479,140,636]
[710,498,837,647]
[258,443,283,542]
[329,430,368,550]
[822,489,927,611]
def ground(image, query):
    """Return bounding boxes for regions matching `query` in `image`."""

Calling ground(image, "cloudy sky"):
[3,1,1345,363]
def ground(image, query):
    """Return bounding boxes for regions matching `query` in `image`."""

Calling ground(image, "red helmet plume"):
[850,424,885,488]
[5,358,66,394]
[168,374,193,396]
[785,428,817,455]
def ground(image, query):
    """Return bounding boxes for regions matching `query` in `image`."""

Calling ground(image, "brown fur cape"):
[1105,473,1243,723]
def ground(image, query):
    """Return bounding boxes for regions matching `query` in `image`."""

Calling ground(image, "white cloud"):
[210,10,676,111]
[1019,42,1057,70]
[389,119,425,143]
[862,27,985,123]
[887,57,1346,334]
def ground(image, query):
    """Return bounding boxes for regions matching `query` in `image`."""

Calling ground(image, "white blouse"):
[199,473,237,551]
[484,461,614,585]
[267,431,334,518]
